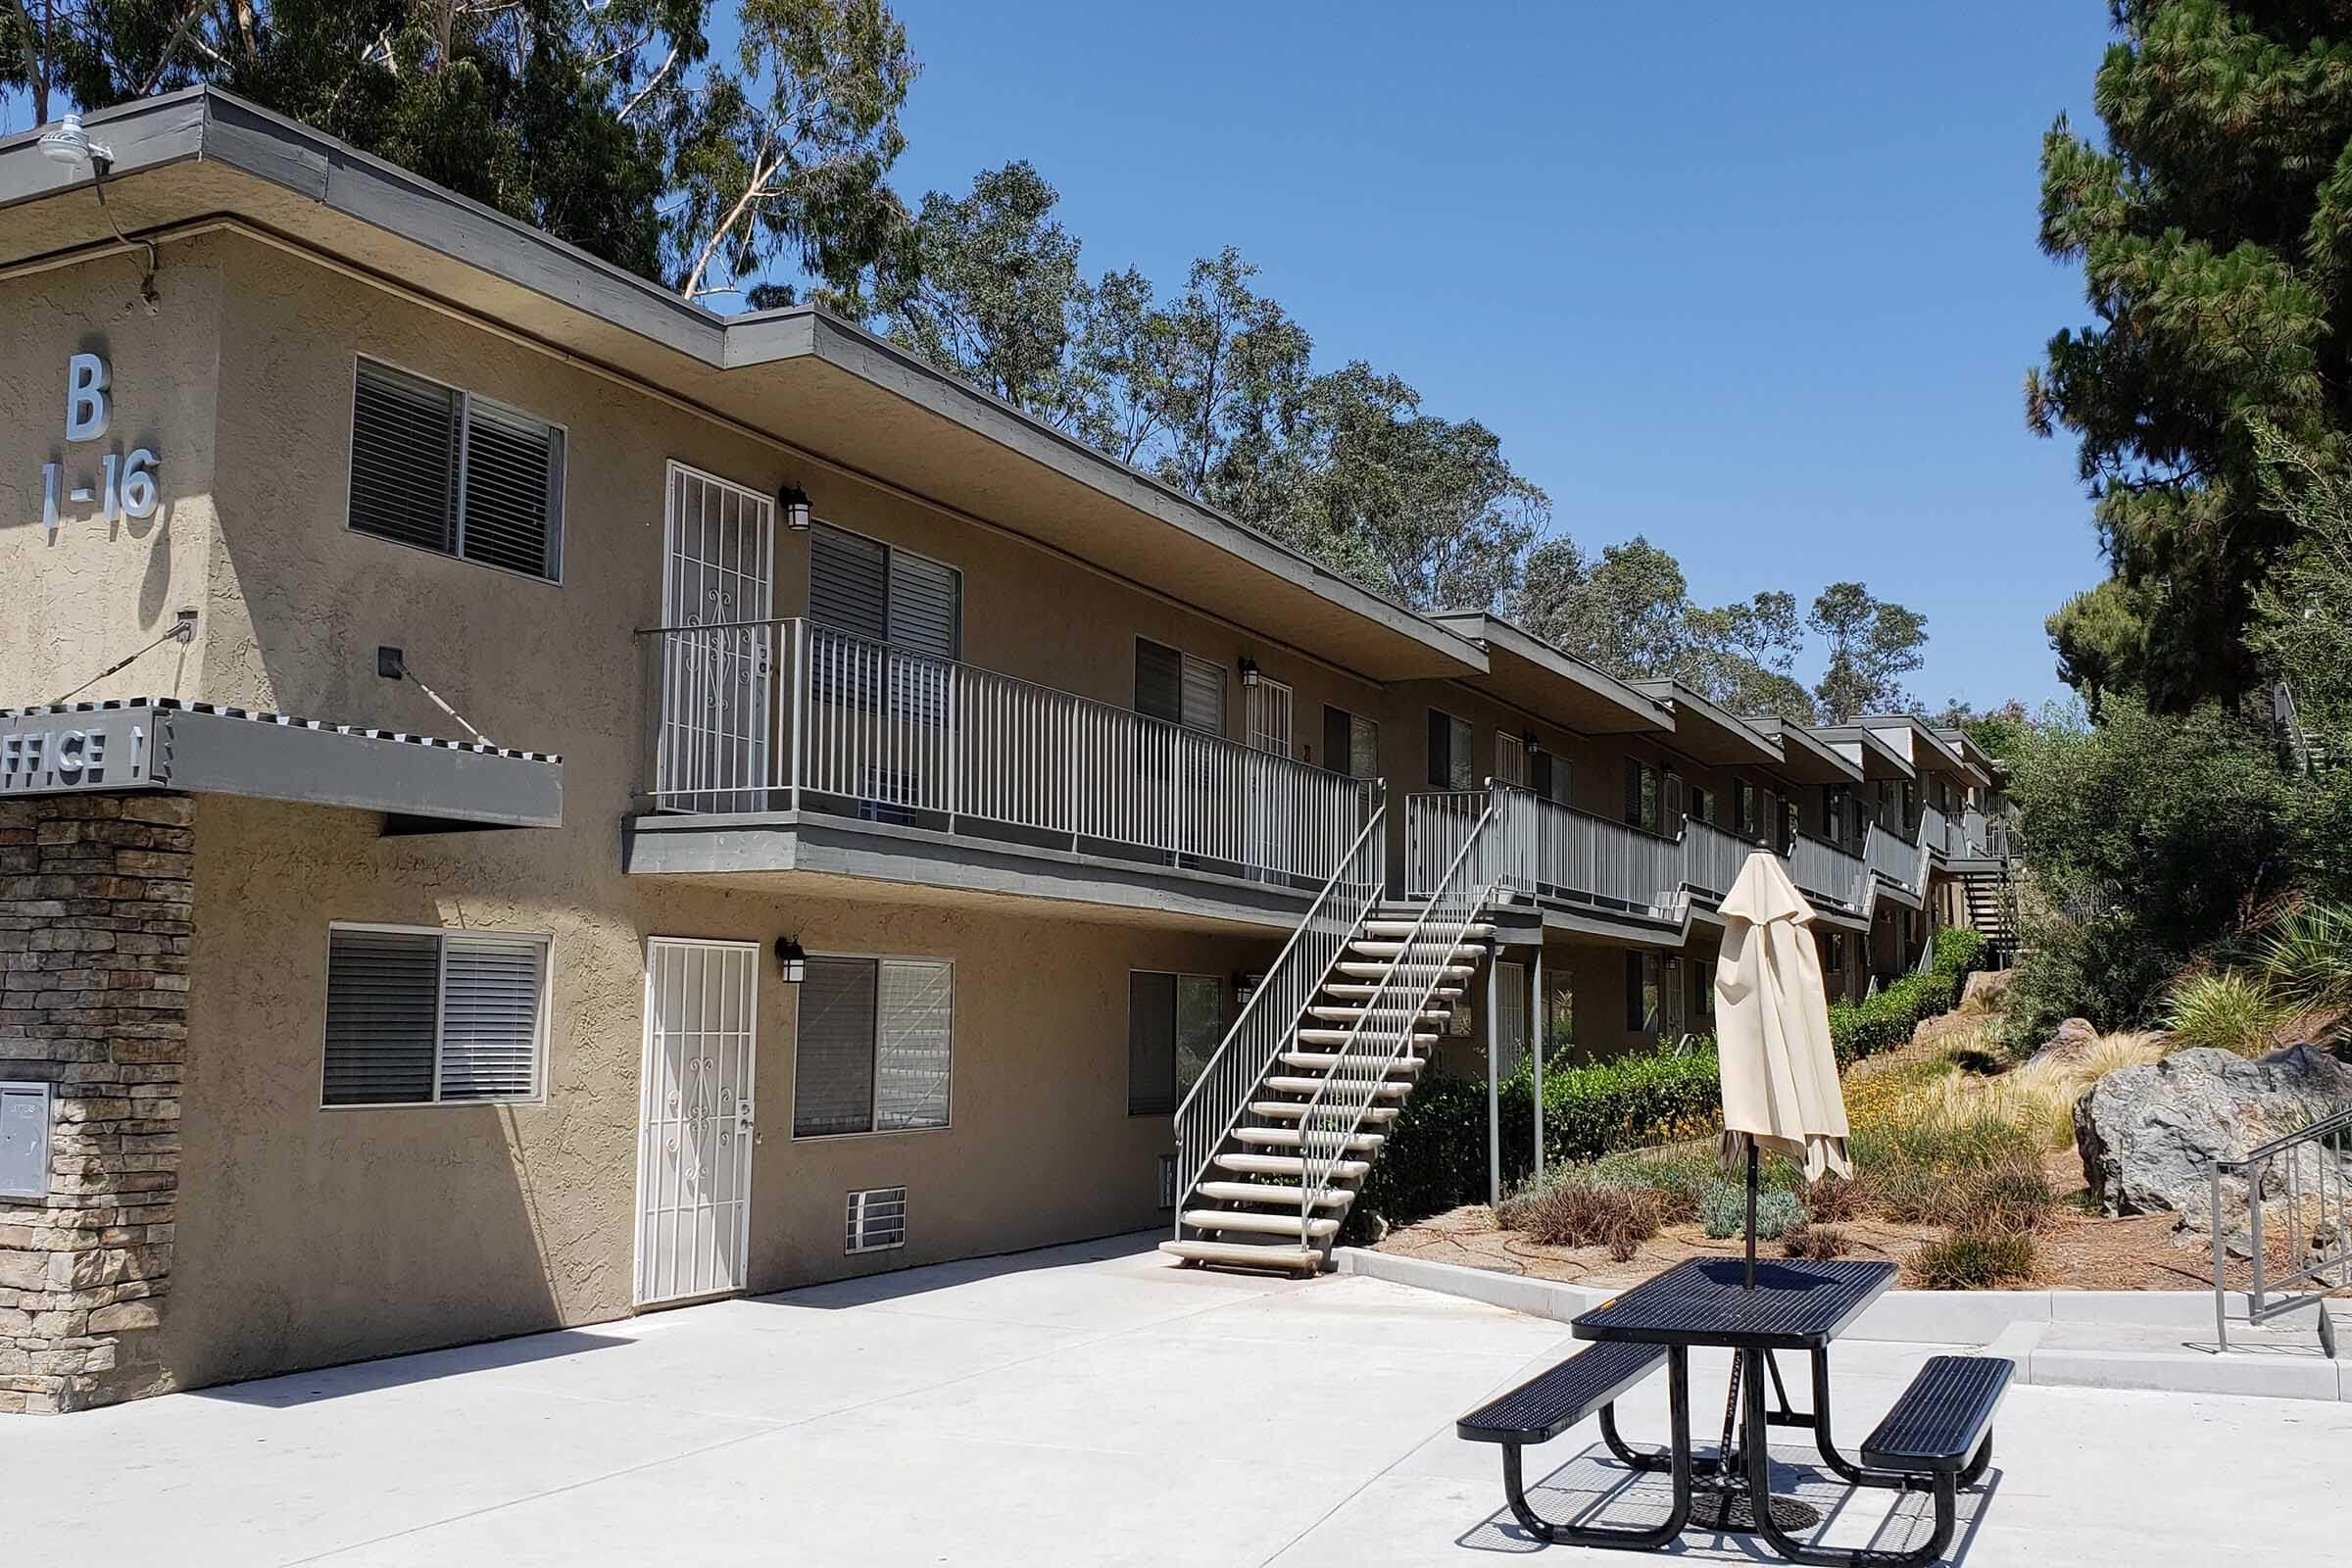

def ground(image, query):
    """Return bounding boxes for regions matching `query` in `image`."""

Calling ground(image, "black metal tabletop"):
[1571,1257,1897,1350]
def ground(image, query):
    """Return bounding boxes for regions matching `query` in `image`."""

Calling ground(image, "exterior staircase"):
[1959,868,2017,966]
[1164,792,1506,1274]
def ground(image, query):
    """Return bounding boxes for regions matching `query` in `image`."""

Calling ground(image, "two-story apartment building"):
[0,92,2009,1410]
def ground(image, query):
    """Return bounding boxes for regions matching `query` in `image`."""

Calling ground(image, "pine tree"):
[2030,1,2352,710]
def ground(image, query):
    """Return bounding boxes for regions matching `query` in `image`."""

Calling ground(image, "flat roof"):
[1423,613,1671,736]
[1630,681,1781,768]
[1810,724,1915,782]
[0,89,1485,685]
[1739,715,1866,786]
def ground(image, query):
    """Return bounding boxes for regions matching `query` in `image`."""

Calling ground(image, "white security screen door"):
[1245,678,1295,879]
[660,464,775,811]
[636,938,760,1305]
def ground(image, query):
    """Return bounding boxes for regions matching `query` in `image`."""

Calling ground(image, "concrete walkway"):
[2,1232,2346,1565]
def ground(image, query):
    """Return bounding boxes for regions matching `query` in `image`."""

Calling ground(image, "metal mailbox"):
[0,1082,52,1200]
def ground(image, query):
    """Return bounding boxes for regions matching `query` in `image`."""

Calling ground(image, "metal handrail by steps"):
[1170,798,1387,1222]
[2211,1105,2352,1356]
[1291,784,1504,1238]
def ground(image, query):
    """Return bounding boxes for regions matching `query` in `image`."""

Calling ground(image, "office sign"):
[0,710,154,795]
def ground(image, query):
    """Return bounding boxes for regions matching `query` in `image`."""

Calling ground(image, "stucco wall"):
[169,792,1270,1391]
[0,247,221,707]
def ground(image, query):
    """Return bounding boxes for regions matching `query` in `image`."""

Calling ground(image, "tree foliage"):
[2030,1,2352,710]
[1809,581,1928,720]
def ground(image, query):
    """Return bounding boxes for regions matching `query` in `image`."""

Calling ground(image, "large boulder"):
[1958,968,2014,1014]
[2029,1017,2098,1065]
[2074,1045,2352,1232]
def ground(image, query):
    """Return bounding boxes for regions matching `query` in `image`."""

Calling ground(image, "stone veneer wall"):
[0,794,190,1413]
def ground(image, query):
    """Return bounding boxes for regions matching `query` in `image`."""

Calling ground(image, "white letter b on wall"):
[66,353,110,442]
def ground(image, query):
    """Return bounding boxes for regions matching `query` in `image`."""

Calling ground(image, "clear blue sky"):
[857,2,2116,709]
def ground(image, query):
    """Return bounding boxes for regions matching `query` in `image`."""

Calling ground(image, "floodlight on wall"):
[775,936,808,984]
[39,114,113,172]
[777,484,812,532]
[39,112,158,310]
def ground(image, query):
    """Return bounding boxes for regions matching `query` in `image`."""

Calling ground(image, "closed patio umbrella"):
[1715,849,1851,1222]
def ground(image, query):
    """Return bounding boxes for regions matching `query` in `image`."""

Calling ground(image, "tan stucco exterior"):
[0,180,1994,1398]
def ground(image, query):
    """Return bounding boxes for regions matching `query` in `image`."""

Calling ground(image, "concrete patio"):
[2,1232,2345,1565]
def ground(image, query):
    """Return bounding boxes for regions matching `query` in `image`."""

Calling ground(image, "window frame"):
[1427,708,1476,791]
[344,355,567,586]
[789,951,956,1141]
[1127,969,1226,1116]
[1322,704,1381,781]
[1134,636,1227,736]
[809,517,964,662]
[318,920,553,1110]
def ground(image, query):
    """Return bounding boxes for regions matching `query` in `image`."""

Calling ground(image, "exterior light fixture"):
[1239,657,1260,687]
[777,483,811,532]
[775,936,808,984]
[1522,730,1541,756]
[39,114,113,172]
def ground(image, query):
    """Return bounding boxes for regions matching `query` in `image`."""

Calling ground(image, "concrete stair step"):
[1262,1075,1409,1098]
[1364,919,1497,940]
[1250,1101,1400,1123]
[1235,1126,1385,1152]
[1282,1049,1426,1072]
[1338,961,1475,981]
[1195,1180,1352,1208]
[1324,982,1464,1002]
[1214,1152,1370,1179]
[1157,1239,1320,1273]
[1293,1029,1437,1049]
[1348,940,1489,960]
[1306,1004,1452,1023]
[1181,1207,1342,1240]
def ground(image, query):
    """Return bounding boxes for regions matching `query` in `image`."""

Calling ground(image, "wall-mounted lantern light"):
[1522,730,1541,756]
[1239,657,1260,688]
[777,484,812,532]
[775,936,808,984]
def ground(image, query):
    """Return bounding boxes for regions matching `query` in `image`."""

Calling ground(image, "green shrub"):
[1907,1228,2037,1290]
[2164,970,2289,1055]
[1352,926,1990,1238]
[1853,1112,2040,1224]
[1697,1180,1807,1240]
[2254,905,2352,1010]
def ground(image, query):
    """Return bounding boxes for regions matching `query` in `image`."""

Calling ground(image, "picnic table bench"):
[1454,1258,2014,1564]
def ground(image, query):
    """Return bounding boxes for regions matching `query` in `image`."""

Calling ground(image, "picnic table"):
[1458,1257,2012,1566]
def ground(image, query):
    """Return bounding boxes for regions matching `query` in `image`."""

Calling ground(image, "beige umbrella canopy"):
[1714,851,1850,1182]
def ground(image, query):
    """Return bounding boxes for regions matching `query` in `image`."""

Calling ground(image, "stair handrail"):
[1290,782,1504,1239]
[2210,1102,2352,1356]
[1171,793,1388,1223]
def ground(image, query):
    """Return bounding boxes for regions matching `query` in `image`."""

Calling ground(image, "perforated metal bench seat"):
[1456,1342,1667,1445]
[1859,1354,2014,1475]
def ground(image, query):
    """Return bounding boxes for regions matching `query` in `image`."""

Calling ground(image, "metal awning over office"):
[0,699,562,828]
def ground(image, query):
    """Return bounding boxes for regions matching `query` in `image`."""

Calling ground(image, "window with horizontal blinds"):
[794,956,956,1138]
[1322,705,1381,782]
[887,552,960,662]
[1134,640,1224,733]
[794,956,877,1137]
[437,936,546,1101]
[1427,710,1473,790]
[322,929,439,1106]
[1179,655,1224,735]
[459,398,564,578]
[809,523,890,643]
[347,359,561,582]
[349,362,458,555]
[876,959,953,1131]
[321,926,546,1106]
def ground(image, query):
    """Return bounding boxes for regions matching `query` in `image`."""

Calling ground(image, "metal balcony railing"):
[1786,829,1867,911]
[644,619,1377,888]
[1863,819,1921,896]
[1411,786,1685,919]
[1681,816,1760,903]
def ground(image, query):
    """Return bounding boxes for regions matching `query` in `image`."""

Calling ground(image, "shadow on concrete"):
[744,1228,1168,1312]
[1454,1441,2001,1562]
[189,1326,633,1408]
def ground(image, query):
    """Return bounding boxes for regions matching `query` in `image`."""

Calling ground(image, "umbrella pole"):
[1744,1141,1759,1290]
